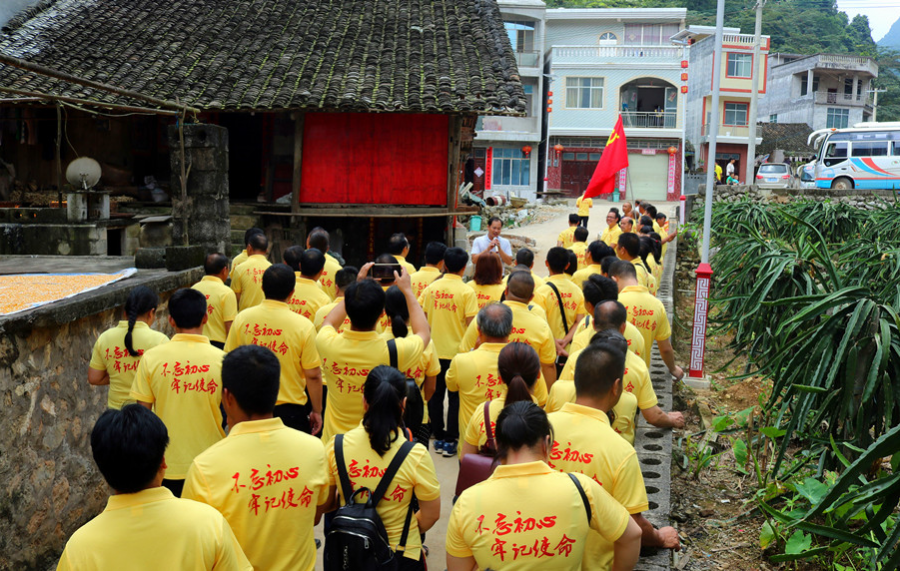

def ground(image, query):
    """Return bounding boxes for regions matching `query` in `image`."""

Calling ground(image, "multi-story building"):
[679,26,769,180]
[758,53,877,130]
[543,8,688,202]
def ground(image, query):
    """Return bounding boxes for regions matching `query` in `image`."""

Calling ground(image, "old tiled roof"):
[0,0,525,115]
[757,122,817,156]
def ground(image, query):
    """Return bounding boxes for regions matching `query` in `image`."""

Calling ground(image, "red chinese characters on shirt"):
[105,345,143,374]
[474,511,576,562]
[630,306,658,332]
[231,466,314,515]
[549,440,595,465]
[160,359,217,396]
[475,372,504,401]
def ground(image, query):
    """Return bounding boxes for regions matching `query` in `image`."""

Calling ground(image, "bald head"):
[594,300,627,332]
[477,302,513,341]
[506,271,535,302]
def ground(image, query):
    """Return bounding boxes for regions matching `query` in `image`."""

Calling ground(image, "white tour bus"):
[806,122,900,190]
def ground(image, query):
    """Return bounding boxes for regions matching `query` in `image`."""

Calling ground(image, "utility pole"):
[744,0,766,184]
[867,88,886,122]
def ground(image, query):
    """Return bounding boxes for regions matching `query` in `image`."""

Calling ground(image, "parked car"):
[798,163,817,189]
[755,163,796,190]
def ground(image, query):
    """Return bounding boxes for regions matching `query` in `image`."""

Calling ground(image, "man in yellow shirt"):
[230,227,264,283]
[231,232,271,311]
[226,264,324,435]
[645,204,663,235]
[131,289,226,496]
[571,241,614,290]
[307,227,343,300]
[282,246,331,321]
[388,232,417,276]
[419,247,479,456]
[192,253,237,349]
[183,346,328,571]
[569,226,590,270]
[57,405,250,571]
[411,241,446,298]
[576,191,593,228]
[571,274,645,358]
[548,343,680,569]
[601,209,623,247]
[316,270,429,442]
[616,233,653,290]
[557,213,581,248]
[313,266,358,333]
[619,216,635,234]
[611,260,685,380]
[500,248,546,292]
[536,247,585,359]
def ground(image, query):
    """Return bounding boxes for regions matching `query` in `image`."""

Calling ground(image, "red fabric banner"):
[584,115,629,199]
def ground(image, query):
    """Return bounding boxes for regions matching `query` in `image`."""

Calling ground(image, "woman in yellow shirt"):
[468,253,505,309]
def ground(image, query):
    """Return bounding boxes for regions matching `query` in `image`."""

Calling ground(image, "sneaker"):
[433,439,446,453]
[442,441,458,457]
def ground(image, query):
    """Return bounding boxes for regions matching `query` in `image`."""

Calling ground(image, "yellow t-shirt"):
[231,254,272,311]
[446,461,629,570]
[461,393,548,457]
[560,346,656,409]
[568,241,589,271]
[89,321,169,409]
[393,254,417,277]
[316,327,425,442]
[411,266,442,299]
[558,226,577,248]
[382,329,442,424]
[631,258,653,291]
[458,301,556,366]
[660,221,670,263]
[535,274,586,344]
[544,381,639,444]
[648,256,663,289]
[192,276,238,344]
[225,300,321,406]
[182,418,328,571]
[288,275,332,321]
[313,297,351,334]
[570,317,645,360]
[130,334,226,479]
[619,285,672,368]
[419,273,479,360]
[600,224,623,248]
[57,487,251,571]
[548,403,649,569]
[501,270,546,292]
[576,195,593,217]
[571,264,603,290]
[229,249,249,282]
[467,281,506,310]
[318,253,343,300]
[326,425,440,561]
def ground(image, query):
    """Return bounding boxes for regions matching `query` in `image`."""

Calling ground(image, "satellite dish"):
[66,157,102,190]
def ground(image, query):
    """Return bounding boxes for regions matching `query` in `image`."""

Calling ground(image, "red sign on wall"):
[485,147,493,191]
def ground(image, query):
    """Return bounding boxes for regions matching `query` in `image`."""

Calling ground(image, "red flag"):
[584,115,629,199]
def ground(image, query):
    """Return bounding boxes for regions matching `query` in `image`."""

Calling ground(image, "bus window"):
[823,142,847,167]
[893,142,900,156]
[851,141,889,157]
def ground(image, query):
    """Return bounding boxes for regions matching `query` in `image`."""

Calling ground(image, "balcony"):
[514,51,541,68]
[814,91,873,108]
[552,45,683,64]
[701,124,751,137]
[622,111,677,129]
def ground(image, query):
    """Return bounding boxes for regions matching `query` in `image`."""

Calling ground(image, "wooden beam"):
[446,115,463,246]
[291,113,304,224]
[254,207,477,218]
[0,86,181,116]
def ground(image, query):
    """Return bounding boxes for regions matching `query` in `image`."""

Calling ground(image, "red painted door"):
[560,159,595,197]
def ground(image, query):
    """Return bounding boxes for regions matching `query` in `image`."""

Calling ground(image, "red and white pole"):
[689,263,713,378]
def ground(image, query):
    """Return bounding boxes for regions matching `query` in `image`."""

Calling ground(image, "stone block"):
[165,245,205,272]
[135,247,166,268]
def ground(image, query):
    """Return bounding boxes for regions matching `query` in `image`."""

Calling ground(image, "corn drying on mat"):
[0,269,137,316]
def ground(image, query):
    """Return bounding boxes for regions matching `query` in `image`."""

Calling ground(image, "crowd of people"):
[71,207,685,571]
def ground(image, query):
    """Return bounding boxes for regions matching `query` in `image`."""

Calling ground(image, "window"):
[598,32,617,44]
[566,77,604,109]
[504,21,535,52]
[851,141,889,157]
[769,114,778,123]
[892,142,900,157]
[623,24,679,45]
[724,102,748,126]
[826,107,849,129]
[492,148,530,186]
[801,75,819,96]
[823,142,847,166]
[523,84,534,115]
[727,53,752,78]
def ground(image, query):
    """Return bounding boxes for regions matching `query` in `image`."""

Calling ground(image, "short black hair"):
[582,275,618,306]
[375,253,402,283]
[595,300,627,331]
[345,279,386,330]
[300,248,326,277]
[608,208,621,222]
[574,342,625,399]
[600,255,617,275]
[262,264,296,301]
[656,212,667,222]
[91,405,168,494]
[617,233,640,257]
[574,226,589,242]
[169,288,207,329]
[547,247,569,273]
[282,245,304,272]
[204,253,229,276]
[335,266,358,291]
[640,225,653,235]
[516,248,534,268]
[487,216,502,227]
[223,346,280,416]
[248,232,269,253]
[608,259,638,280]
[444,247,469,273]
[640,215,654,228]
[568,213,581,225]
[565,251,579,276]
[244,227,264,247]
[308,228,330,252]
[646,204,658,218]
[507,270,535,300]
[424,242,447,265]
[387,233,409,255]
[587,241,613,264]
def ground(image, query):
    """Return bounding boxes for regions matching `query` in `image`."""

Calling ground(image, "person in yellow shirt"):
[313,266,358,333]
[571,275,645,358]
[316,270,429,443]
[536,247,586,361]
[307,227,343,300]
[615,233,653,291]
[323,366,441,569]
[621,201,634,221]
[231,232,271,311]
[568,226,590,270]
[183,346,328,571]
[656,212,675,263]
[89,286,169,409]
[642,235,663,291]
[557,213,581,248]
[571,241,614,290]
[57,405,251,571]
[715,162,723,183]
[565,250,581,279]
[610,260,685,380]
[645,204,663,235]
[548,343,680,569]
[619,216,635,234]
[411,241,446,298]
[601,208,623,247]
[500,248,546,295]
[576,191,593,229]
[130,288,226,496]
[419,247,479,456]
[446,401,642,571]
[389,232,417,276]
[282,246,331,321]
[192,253,237,349]
[468,252,506,309]
[230,227,264,283]
[226,264,323,435]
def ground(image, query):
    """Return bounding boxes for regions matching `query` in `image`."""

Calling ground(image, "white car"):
[755,163,796,190]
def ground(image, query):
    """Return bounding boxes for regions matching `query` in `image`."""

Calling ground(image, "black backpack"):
[325,434,417,571]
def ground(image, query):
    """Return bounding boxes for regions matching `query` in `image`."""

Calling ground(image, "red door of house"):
[561,157,596,197]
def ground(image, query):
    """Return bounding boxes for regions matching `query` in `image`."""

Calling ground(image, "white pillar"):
[807,69,814,96]
[851,74,859,102]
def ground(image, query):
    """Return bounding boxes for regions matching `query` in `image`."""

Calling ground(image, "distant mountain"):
[879,16,900,50]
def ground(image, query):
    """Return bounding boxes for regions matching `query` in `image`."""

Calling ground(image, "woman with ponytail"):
[447,401,642,571]
[324,365,441,570]
[638,236,659,296]
[88,286,168,409]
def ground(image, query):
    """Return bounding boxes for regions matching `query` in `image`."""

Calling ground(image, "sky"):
[836,1,900,42]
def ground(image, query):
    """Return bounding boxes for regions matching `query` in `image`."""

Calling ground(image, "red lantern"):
[667,146,678,155]
[547,107,553,113]
[548,91,554,97]
[522,145,532,157]
[681,86,689,94]
[681,60,689,69]
[547,98,553,104]
[681,73,688,82]
[553,143,564,158]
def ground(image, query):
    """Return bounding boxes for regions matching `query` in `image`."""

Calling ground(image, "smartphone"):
[369,263,399,280]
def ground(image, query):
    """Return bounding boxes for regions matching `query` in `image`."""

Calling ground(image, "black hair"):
[617,232,640,258]
[608,208,621,222]
[589,329,629,355]
[204,253,229,276]
[574,226,589,242]
[248,232,269,254]
[637,237,655,274]
[594,300,627,331]
[444,247,469,273]
[582,275,618,307]
[516,248,534,268]
[282,245,304,272]
[384,286,410,339]
[646,204,658,219]
[308,228,330,252]
[223,345,280,416]
[649,233,663,262]
[387,233,410,255]
[335,266,358,292]
[244,227,264,247]
[91,405,168,494]
[639,225,653,235]
[363,365,408,456]
[587,240,613,264]
[568,213,581,225]
[300,248,326,277]
[495,401,551,461]
[546,246,569,273]
[168,288,207,329]
[565,251,579,276]
[608,260,638,280]
[498,342,540,408]
[374,253,402,284]
[262,264,296,301]
[487,216,502,227]
[639,215,654,228]
[641,235,661,266]
[507,270,535,300]
[600,255,617,276]
[345,279,386,330]
[124,286,159,357]
[655,212,667,222]
[424,241,447,265]
[574,342,625,399]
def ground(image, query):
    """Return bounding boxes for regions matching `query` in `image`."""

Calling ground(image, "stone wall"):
[0,268,201,570]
